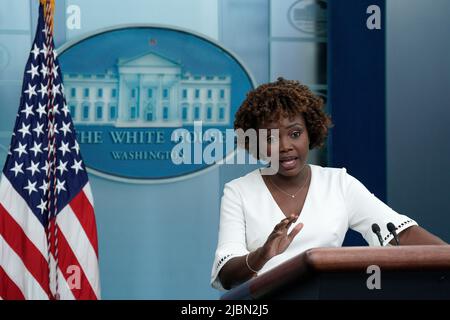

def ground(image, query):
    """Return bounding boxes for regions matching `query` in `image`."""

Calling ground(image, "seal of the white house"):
[287,0,327,36]
[58,25,254,182]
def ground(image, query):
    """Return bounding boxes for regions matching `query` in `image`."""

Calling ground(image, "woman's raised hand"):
[259,214,304,262]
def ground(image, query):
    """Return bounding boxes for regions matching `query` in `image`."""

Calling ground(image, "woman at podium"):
[211,78,446,291]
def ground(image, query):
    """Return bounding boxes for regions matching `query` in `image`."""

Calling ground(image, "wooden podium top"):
[221,245,450,300]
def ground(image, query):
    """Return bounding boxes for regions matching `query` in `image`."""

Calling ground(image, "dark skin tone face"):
[263,114,310,188]
[258,114,312,219]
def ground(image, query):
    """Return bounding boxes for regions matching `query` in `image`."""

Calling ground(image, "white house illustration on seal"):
[64,51,231,127]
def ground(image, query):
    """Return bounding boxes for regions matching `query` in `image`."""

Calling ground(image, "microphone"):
[371,223,384,246]
[387,222,400,245]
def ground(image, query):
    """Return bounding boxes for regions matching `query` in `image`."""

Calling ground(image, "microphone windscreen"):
[372,223,381,233]
[387,222,396,232]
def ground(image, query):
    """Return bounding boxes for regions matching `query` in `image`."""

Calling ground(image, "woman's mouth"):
[279,157,298,170]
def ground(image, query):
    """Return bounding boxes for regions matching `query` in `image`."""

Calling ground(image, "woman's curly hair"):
[234,77,332,149]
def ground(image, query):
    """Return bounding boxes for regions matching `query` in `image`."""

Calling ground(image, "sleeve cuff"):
[211,247,249,291]
[381,218,418,246]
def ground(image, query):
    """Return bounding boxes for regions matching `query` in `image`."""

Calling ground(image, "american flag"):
[0,1,100,300]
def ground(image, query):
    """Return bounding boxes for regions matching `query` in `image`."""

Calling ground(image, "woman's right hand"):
[220,214,304,289]
[259,214,304,262]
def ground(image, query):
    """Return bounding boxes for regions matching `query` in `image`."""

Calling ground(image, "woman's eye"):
[291,131,301,138]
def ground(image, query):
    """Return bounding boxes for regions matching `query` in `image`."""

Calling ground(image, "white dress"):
[211,165,418,290]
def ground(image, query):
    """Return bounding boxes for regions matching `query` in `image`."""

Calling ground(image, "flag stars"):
[10,161,24,177]
[61,103,70,117]
[21,103,35,119]
[58,141,70,156]
[31,44,40,60]
[39,180,49,194]
[53,123,59,135]
[57,160,68,175]
[52,84,61,97]
[26,160,41,176]
[33,122,44,138]
[41,161,50,175]
[52,64,59,79]
[30,141,43,157]
[60,121,72,137]
[40,43,49,58]
[52,103,60,115]
[71,159,84,174]
[56,179,66,194]
[24,84,37,99]
[7,8,91,218]
[40,63,49,78]
[24,179,38,195]
[37,82,49,99]
[43,143,54,155]
[72,141,80,155]
[49,123,59,136]
[46,144,57,156]
[26,63,40,80]
[36,103,47,118]
[14,142,28,157]
[18,122,31,138]
[37,199,47,215]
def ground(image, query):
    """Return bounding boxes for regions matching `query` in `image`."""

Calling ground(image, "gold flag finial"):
[39,0,55,33]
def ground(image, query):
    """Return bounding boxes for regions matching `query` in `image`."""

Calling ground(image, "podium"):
[221,246,450,300]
